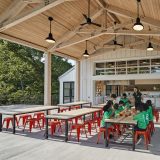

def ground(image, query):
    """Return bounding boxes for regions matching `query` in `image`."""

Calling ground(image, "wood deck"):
[0,124,160,160]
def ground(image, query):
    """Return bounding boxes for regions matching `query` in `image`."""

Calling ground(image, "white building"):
[60,48,160,106]
[59,66,76,104]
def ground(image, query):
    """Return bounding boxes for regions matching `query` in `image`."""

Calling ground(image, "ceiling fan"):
[104,34,123,47]
[80,0,101,27]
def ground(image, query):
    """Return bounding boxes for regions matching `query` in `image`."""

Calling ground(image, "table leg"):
[13,115,16,134]
[0,114,2,132]
[83,114,85,122]
[58,108,60,113]
[132,125,135,151]
[90,102,92,107]
[46,110,49,115]
[65,120,68,142]
[105,122,109,147]
[45,118,48,139]
[80,104,82,108]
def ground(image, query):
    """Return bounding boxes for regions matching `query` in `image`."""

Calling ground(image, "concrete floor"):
[0,122,160,160]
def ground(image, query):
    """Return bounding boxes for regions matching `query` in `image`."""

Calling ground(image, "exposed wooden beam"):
[0,0,29,24]
[0,0,75,32]
[95,0,120,24]
[135,35,160,47]
[0,33,47,51]
[54,51,78,60]
[48,9,103,52]
[107,4,160,28]
[55,29,160,50]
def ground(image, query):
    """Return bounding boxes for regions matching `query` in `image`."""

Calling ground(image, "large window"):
[94,58,160,76]
[63,82,74,103]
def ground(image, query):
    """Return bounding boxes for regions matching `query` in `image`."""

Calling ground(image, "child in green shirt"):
[119,100,125,111]
[100,104,113,127]
[133,103,147,131]
[113,103,120,117]
[120,93,129,106]
[146,100,153,121]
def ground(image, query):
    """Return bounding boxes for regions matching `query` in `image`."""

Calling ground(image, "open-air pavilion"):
[0,0,160,160]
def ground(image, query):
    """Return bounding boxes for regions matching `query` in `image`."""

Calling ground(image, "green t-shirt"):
[147,106,153,121]
[133,111,147,129]
[144,111,149,125]
[101,109,113,127]
[114,109,120,117]
[120,98,129,105]
[119,106,124,112]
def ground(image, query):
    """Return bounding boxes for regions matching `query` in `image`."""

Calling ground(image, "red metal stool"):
[97,127,115,144]
[18,114,32,127]
[2,117,18,130]
[33,112,45,128]
[154,110,159,122]
[69,123,87,142]
[149,121,155,134]
[23,118,41,132]
[135,130,149,149]
[49,120,62,135]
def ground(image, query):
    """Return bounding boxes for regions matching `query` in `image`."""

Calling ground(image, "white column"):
[75,60,80,101]
[44,52,52,106]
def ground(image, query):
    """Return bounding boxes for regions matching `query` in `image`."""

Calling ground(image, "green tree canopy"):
[0,40,72,105]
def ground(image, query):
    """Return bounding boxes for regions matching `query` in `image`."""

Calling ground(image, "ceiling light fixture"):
[147,42,153,51]
[83,40,89,57]
[45,17,56,43]
[133,0,144,31]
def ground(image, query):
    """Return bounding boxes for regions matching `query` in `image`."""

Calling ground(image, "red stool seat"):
[18,114,32,127]
[135,129,149,149]
[2,117,18,130]
[23,117,41,132]
[49,121,62,135]
[33,112,45,128]
[97,127,115,144]
[69,123,87,142]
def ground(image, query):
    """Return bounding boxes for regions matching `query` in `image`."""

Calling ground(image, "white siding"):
[80,48,160,104]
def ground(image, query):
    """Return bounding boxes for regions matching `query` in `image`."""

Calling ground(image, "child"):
[119,100,125,111]
[100,104,113,128]
[142,103,149,125]
[146,100,153,122]
[120,93,129,106]
[113,103,120,117]
[111,94,117,104]
[133,103,147,131]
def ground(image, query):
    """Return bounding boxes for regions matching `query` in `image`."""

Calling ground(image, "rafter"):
[0,0,76,32]
[0,0,29,24]
[0,33,46,51]
[55,29,160,51]
[107,4,160,28]
[48,9,103,52]
[95,0,120,24]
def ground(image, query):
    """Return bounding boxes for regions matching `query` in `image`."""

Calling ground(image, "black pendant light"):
[147,42,153,51]
[133,0,144,31]
[83,40,89,57]
[46,17,56,43]
[147,37,153,51]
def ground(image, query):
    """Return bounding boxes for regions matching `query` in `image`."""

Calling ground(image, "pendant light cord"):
[137,0,140,18]
[86,40,88,50]
[50,20,51,33]
[88,0,90,18]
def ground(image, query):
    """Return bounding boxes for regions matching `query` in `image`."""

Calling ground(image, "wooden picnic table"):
[57,101,92,109]
[105,115,137,150]
[45,108,102,141]
[0,105,59,134]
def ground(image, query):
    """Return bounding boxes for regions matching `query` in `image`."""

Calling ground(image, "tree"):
[0,40,72,105]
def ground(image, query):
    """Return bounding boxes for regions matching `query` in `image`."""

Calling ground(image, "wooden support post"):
[44,52,52,106]
[75,61,80,101]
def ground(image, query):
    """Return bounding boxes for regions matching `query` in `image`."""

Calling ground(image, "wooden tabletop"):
[46,108,101,120]
[92,103,106,108]
[0,105,59,115]
[57,101,91,107]
[105,115,137,125]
